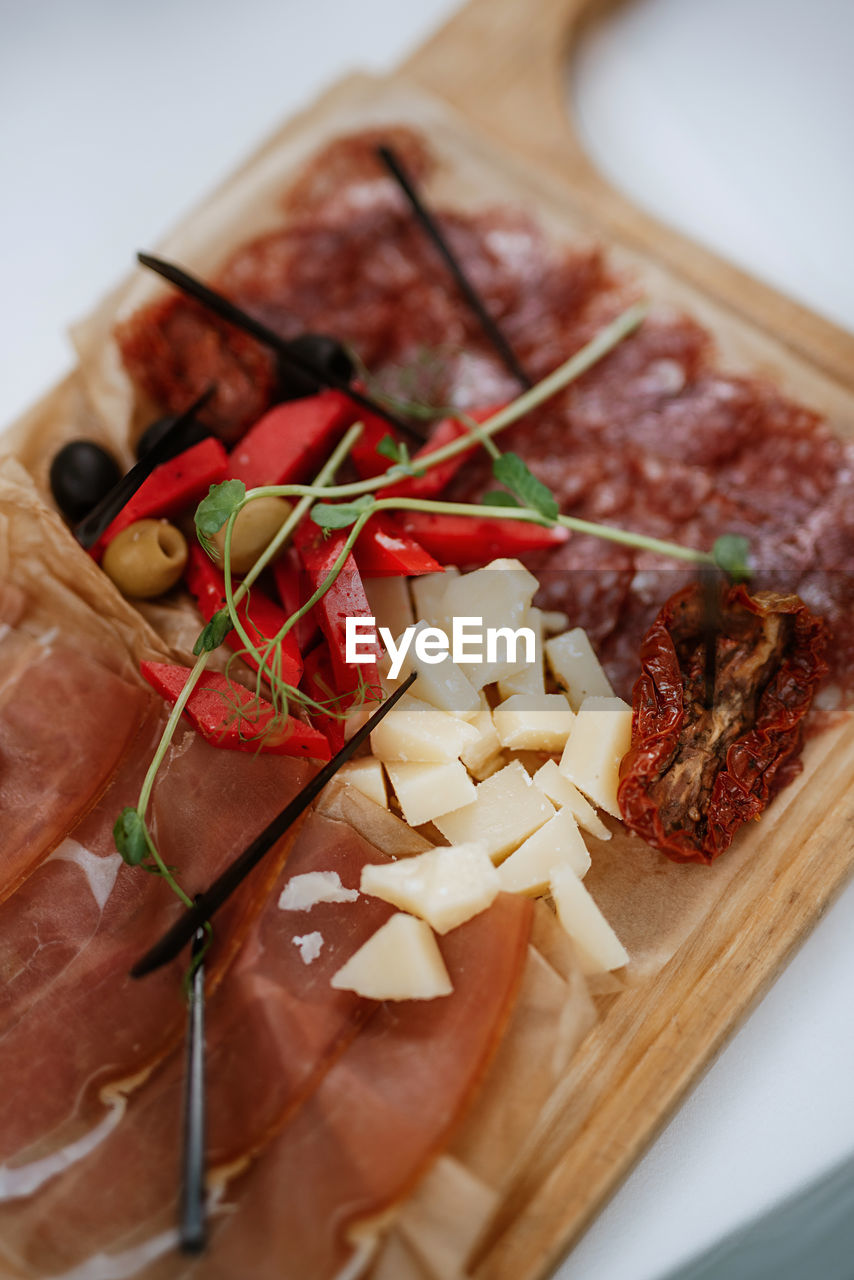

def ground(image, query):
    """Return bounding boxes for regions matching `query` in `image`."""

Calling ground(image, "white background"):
[2,2,853,1278]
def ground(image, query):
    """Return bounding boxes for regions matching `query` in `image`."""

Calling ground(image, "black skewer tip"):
[136,252,427,444]
[376,144,533,391]
[130,672,418,979]
[73,387,215,550]
[179,918,207,1254]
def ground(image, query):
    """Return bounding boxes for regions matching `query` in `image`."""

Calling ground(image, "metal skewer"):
[377,144,533,391]
[130,672,418,978]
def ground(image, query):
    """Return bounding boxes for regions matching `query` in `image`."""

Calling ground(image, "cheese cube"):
[336,758,388,809]
[434,760,555,863]
[394,621,481,721]
[497,808,591,895]
[559,696,632,818]
[442,559,539,688]
[370,694,480,764]
[360,842,499,934]
[385,761,476,826]
[364,575,414,640]
[545,628,615,711]
[532,759,611,841]
[459,708,502,777]
[411,568,459,629]
[497,607,545,698]
[540,609,570,634]
[493,692,575,753]
[550,865,628,973]
[331,913,452,1000]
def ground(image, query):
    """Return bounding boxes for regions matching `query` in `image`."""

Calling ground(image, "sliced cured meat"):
[0,728,313,1179]
[0,814,393,1276]
[0,635,150,903]
[193,892,532,1280]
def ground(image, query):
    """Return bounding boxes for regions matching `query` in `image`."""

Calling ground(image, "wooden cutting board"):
[9,2,854,1278]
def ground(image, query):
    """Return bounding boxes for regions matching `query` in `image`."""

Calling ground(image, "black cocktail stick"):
[377,144,533,391]
[130,672,418,978]
[136,253,427,445]
[74,388,214,550]
[701,568,722,710]
[179,917,207,1254]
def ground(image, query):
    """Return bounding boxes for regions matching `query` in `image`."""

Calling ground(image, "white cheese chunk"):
[550,865,629,973]
[458,708,502,777]
[278,871,359,911]
[336,758,388,808]
[434,760,555,863]
[545,628,615,711]
[497,808,591,895]
[532,759,612,840]
[493,692,575,753]
[540,609,570,634]
[385,760,477,827]
[497,607,545,698]
[442,558,539,688]
[364,575,414,640]
[370,693,479,764]
[331,913,453,1000]
[394,620,481,720]
[292,932,324,965]
[558,696,632,818]
[411,568,459,630]
[360,842,499,934]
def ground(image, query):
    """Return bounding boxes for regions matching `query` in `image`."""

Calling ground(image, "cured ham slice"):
[0,727,313,1182]
[0,815,392,1276]
[0,633,149,903]
[190,892,532,1280]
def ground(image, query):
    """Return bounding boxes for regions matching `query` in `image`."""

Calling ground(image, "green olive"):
[102,519,188,599]
[211,496,292,576]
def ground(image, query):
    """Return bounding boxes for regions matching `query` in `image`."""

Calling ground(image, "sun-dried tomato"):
[617,583,827,864]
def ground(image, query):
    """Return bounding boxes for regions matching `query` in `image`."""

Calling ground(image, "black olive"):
[135,415,209,461]
[49,440,121,524]
[274,334,355,402]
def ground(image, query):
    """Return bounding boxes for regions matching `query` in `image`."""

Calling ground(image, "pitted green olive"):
[211,496,293,576]
[102,519,188,599]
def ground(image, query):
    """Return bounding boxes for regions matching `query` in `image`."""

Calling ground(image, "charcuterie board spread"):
[3,3,854,1279]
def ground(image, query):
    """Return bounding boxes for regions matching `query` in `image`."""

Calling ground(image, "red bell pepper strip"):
[352,515,442,578]
[350,406,503,501]
[271,548,320,651]
[227,391,353,488]
[293,520,383,690]
[300,646,348,754]
[185,545,302,687]
[395,510,568,566]
[92,437,228,559]
[140,660,330,760]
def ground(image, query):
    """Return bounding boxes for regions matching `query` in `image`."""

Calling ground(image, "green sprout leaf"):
[193,608,233,655]
[713,534,752,582]
[114,807,149,866]
[481,490,522,509]
[376,435,410,466]
[492,453,559,522]
[310,496,375,531]
[195,479,246,537]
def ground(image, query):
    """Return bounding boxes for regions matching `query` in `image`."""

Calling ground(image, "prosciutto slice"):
[0,814,393,1277]
[191,892,533,1280]
[0,633,149,903]
[0,726,312,1180]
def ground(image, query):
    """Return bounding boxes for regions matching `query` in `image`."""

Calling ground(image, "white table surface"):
[2,2,852,1278]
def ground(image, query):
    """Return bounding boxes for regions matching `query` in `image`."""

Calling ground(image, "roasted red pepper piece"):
[185,545,302,687]
[300,646,349,754]
[271,548,320,652]
[351,407,502,500]
[352,515,442,578]
[293,520,383,691]
[92,437,228,558]
[396,510,568,565]
[617,583,827,864]
[140,660,330,760]
[227,391,352,488]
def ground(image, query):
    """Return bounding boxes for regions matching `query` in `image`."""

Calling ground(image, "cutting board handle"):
[403,0,854,390]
